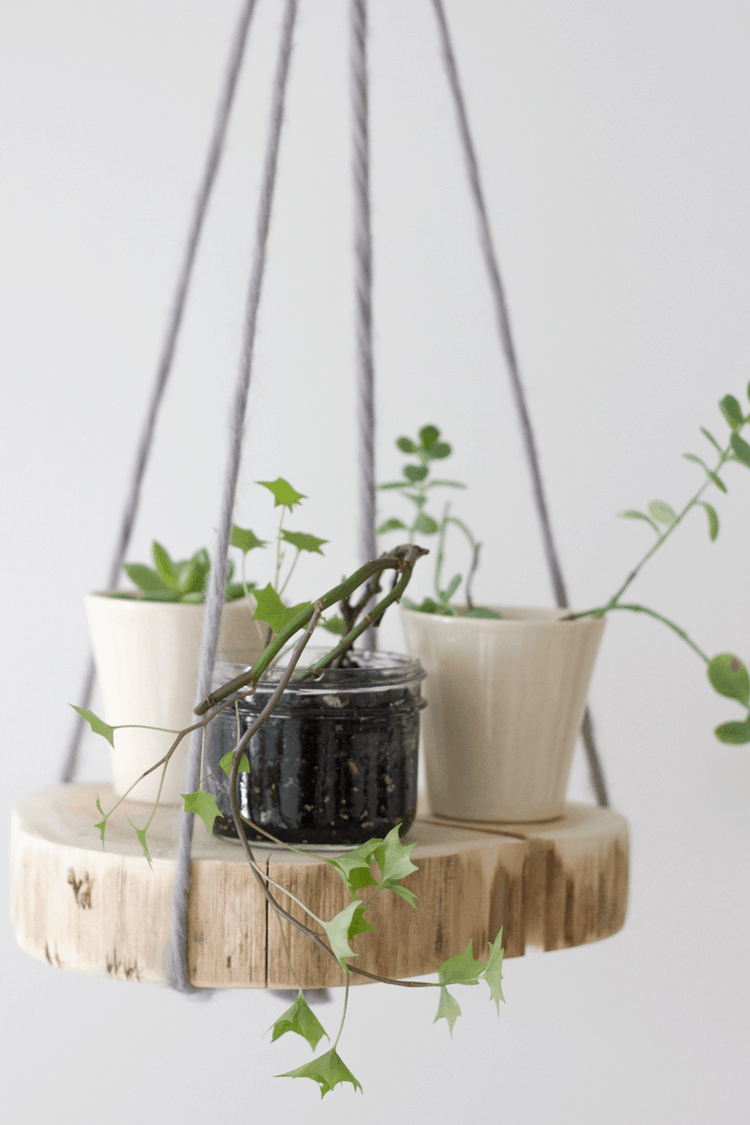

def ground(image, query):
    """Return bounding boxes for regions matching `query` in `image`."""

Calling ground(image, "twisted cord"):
[168,0,298,994]
[61,0,258,784]
[431,0,609,807]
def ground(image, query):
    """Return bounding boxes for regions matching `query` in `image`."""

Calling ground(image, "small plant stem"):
[274,508,286,591]
[278,547,301,599]
[606,441,734,609]
[434,503,450,601]
[333,978,350,1051]
[241,552,249,599]
[573,602,711,663]
[196,545,428,713]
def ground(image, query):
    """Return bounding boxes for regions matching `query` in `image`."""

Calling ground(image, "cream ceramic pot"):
[401,606,606,822]
[84,594,267,804]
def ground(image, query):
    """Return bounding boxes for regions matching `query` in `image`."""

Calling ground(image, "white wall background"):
[2,1,749,1120]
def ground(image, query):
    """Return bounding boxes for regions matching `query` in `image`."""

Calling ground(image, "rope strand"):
[431,0,609,807]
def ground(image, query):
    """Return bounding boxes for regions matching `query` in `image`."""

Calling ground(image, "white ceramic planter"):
[84,594,267,804]
[401,606,606,822]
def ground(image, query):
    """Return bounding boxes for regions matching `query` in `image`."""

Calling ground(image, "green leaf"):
[397,436,418,454]
[281,530,328,555]
[325,840,380,898]
[270,990,328,1050]
[94,794,108,848]
[122,563,173,596]
[441,573,461,602]
[376,517,408,534]
[403,596,446,615]
[683,454,728,493]
[182,790,221,835]
[707,470,727,493]
[70,705,116,748]
[373,824,419,890]
[419,425,440,449]
[321,901,374,965]
[682,452,708,469]
[618,509,660,534]
[384,882,417,909]
[720,394,744,430]
[647,500,677,527]
[126,818,153,869]
[377,481,408,491]
[403,464,428,483]
[321,615,346,635]
[257,477,307,510]
[219,750,250,776]
[427,441,451,460]
[731,432,750,467]
[152,542,178,588]
[253,583,310,634]
[425,479,466,490]
[700,426,723,453]
[481,932,505,1012]
[701,502,719,541]
[276,1047,363,1097]
[438,940,486,986]
[714,720,750,744]
[434,986,461,1036]
[412,513,439,535]
[230,525,268,554]
[707,653,750,704]
[464,607,503,619]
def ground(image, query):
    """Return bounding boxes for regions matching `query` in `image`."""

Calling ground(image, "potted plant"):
[77,537,508,1096]
[380,395,750,823]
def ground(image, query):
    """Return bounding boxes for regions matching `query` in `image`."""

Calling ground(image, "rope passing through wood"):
[430,0,609,808]
[60,0,259,785]
[167,0,299,995]
[350,0,378,650]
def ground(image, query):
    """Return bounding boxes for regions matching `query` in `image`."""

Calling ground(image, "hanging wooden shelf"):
[11,785,628,989]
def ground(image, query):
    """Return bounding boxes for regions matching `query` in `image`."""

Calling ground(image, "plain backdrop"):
[2,1,749,1122]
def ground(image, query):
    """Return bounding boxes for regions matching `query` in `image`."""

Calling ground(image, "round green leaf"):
[419,425,440,449]
[647,500,676,527]
[427,441,452,460]
[708,653,750,704]
[396,436,418,454]
[714,720,750,744]
[376,517,407,534]
[413,513,439,535]
[403,464,428,482]
[730,432,750,467]
[719,394,743,431]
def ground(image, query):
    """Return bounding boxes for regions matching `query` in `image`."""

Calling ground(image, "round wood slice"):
[10,785,629,989]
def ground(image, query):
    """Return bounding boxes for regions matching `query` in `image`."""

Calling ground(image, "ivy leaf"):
[270,990,328,1050]
[434,986,461,1036]
[122,563,172,596]
[276,1047,363,1097]
[321,615,346,635]
[281,530,328,555]
[720,394,744,431]
[714,720,750,744]
[373,824,419,892]
[427,441,452,460]
[438,940,486,986]
[708,653,750,704]
[730,432,750,467]
[70,704,116,748]
[700,426,723,453]
[182,790,221,835]
[321,901,374,965]
[701,502,719,541]
[126,817,153,869]
[219,750,250,776]
[419,425,440,449]
[376,517,408,534]
[647,500,677,527]
[618,509,660,534]
[384,882,417,909]
[257,478,306,510]
[464,607,503,619]
[481,932,506,1012]
[253,583,310,634]
[231,525,268,554]
[412,513,439,535]
[325,840,380,897]
[397,436,418,453]
[403,464,428,483]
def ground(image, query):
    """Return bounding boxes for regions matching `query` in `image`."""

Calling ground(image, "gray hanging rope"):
[350,0,378,640]
[167,0,298,995]
[60,0,259,785]
[430,0,609,808]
